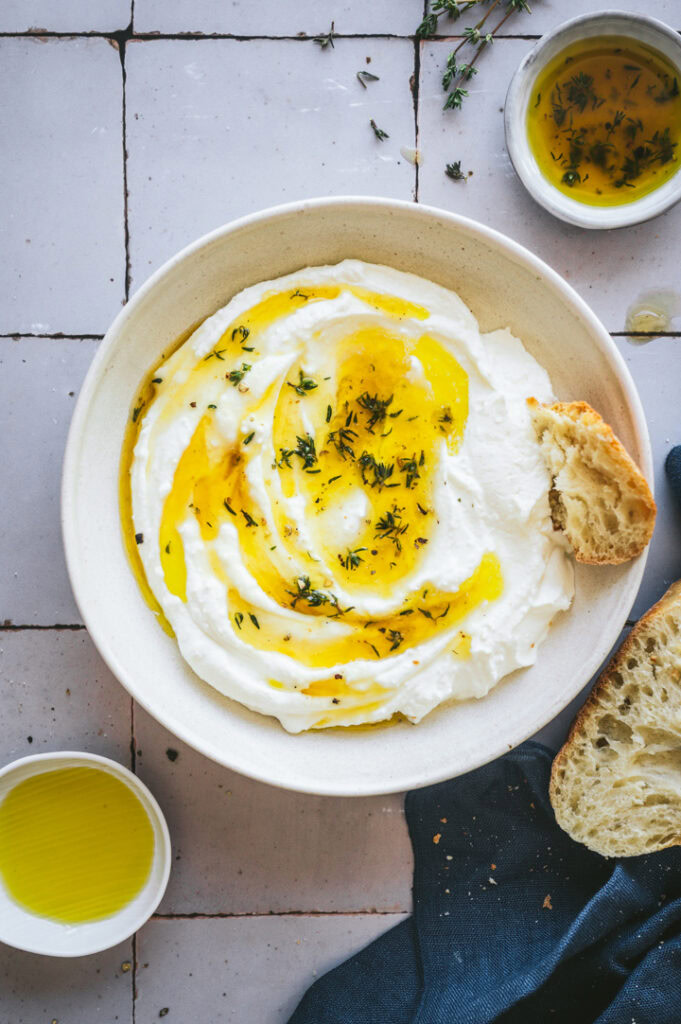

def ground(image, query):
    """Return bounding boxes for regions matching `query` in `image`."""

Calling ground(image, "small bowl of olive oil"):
[0,751,170,956]
[505,12,681,228]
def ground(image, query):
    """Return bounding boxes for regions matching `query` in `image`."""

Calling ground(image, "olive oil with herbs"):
[527,37,681,206]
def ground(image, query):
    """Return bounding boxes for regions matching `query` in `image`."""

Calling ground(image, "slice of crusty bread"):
[550,580,681,857]
[528,399,656,565]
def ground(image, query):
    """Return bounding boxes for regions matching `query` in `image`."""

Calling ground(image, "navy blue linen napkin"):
[289,741,681,1024]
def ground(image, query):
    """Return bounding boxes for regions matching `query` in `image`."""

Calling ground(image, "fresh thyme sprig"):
[370,119,389,141]
[416,0,486,38]
[419,0,531,113]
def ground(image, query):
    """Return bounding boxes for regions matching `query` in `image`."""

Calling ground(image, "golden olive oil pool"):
[0,767,155,922]
[527,36,681,206]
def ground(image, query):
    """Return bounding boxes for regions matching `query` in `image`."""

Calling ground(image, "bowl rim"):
[0,750,171,956]
[504,10,681,230]
[62,195,652,796]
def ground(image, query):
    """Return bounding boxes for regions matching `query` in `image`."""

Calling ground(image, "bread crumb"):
[433,833,441,844]
[490,862,496,870]
[543,894,553,910]
[440,817,447,824]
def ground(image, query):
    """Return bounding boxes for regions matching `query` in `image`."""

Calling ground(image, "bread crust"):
[528,398,656,565]
[550,579,681,856]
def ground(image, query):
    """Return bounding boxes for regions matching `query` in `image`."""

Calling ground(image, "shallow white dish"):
[505,11,681,229]
[63,197,652,796]
[0,751,170,956]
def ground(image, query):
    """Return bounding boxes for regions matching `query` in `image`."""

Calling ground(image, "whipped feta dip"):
[127,260,574,732]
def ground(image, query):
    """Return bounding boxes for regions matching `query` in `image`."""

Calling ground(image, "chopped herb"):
[291,288,310,299]
[248,612,260,629]
[445,160,467,181]
[367,642,381,658]
[399,608,414,616]
[234,612,244,630]
[356,391,400,430]
[132,402,144,423]
[343,547,367,570]
[387,629,404,652]
[223,500,237,516]
[327,425,357,460]
[165,542,171,554]
[227,362,251,386]
[207,403,217,409]
[357,70,380,88]
[326,404,333,423]
[370,119,389,141]
[231,325,250,344]
[398,453,422,488]
[359,451,396,489]
[287,369,318,396]
[135,532,144,545]
[278,448,294,468]
[288,575,334,610]
[243,431,255,445]
[294,434,317,468]
[327,474,342,484]
[204,348,225,361]
[314,20,336,49]
[241,509,258,527]
[152,377,163,384]
[375,506,408,551]
[416,502,429,515]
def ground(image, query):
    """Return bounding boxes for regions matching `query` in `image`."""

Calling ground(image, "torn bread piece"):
[528,399,656,565]
[550,580,681,857]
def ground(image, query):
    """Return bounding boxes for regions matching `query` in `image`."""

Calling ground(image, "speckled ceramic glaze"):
[62,197,652,796]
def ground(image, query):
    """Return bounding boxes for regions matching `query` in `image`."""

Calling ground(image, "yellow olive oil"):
[0,767,155,923]
[527,36,681,205]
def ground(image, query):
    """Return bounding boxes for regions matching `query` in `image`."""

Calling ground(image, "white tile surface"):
[134,0,421,36]
[0,939,133,1024]
[0,338,98,626]
[134,705,412,914]
[0,0,131,33]
[417,38,681,334]
[136,914,406,1024]
[0,38,126,335]
[614,336,681,619]
[0,629,132,765]
[125,37,416,290]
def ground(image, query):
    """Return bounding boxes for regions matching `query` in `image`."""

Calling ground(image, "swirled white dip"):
[129,261,573,732]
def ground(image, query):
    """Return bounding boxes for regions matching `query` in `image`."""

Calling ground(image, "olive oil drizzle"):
[122,284,504,701]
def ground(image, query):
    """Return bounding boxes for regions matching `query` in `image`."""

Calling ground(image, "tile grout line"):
[412,36,421,203]
[0,333,104,340]
[0,623,86,631]
[3,331,679,342]
[151,910,408,920]
[114,12,133,303]
[0,30,548,41]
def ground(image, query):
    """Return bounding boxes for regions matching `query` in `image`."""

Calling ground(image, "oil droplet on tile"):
[625,291,680,342]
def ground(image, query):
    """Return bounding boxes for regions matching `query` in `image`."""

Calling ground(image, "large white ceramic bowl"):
[62,197,652,797]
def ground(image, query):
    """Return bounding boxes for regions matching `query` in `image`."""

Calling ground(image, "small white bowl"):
[505,11,681,229]
[0,752,171,957]
[62,197,652,797]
